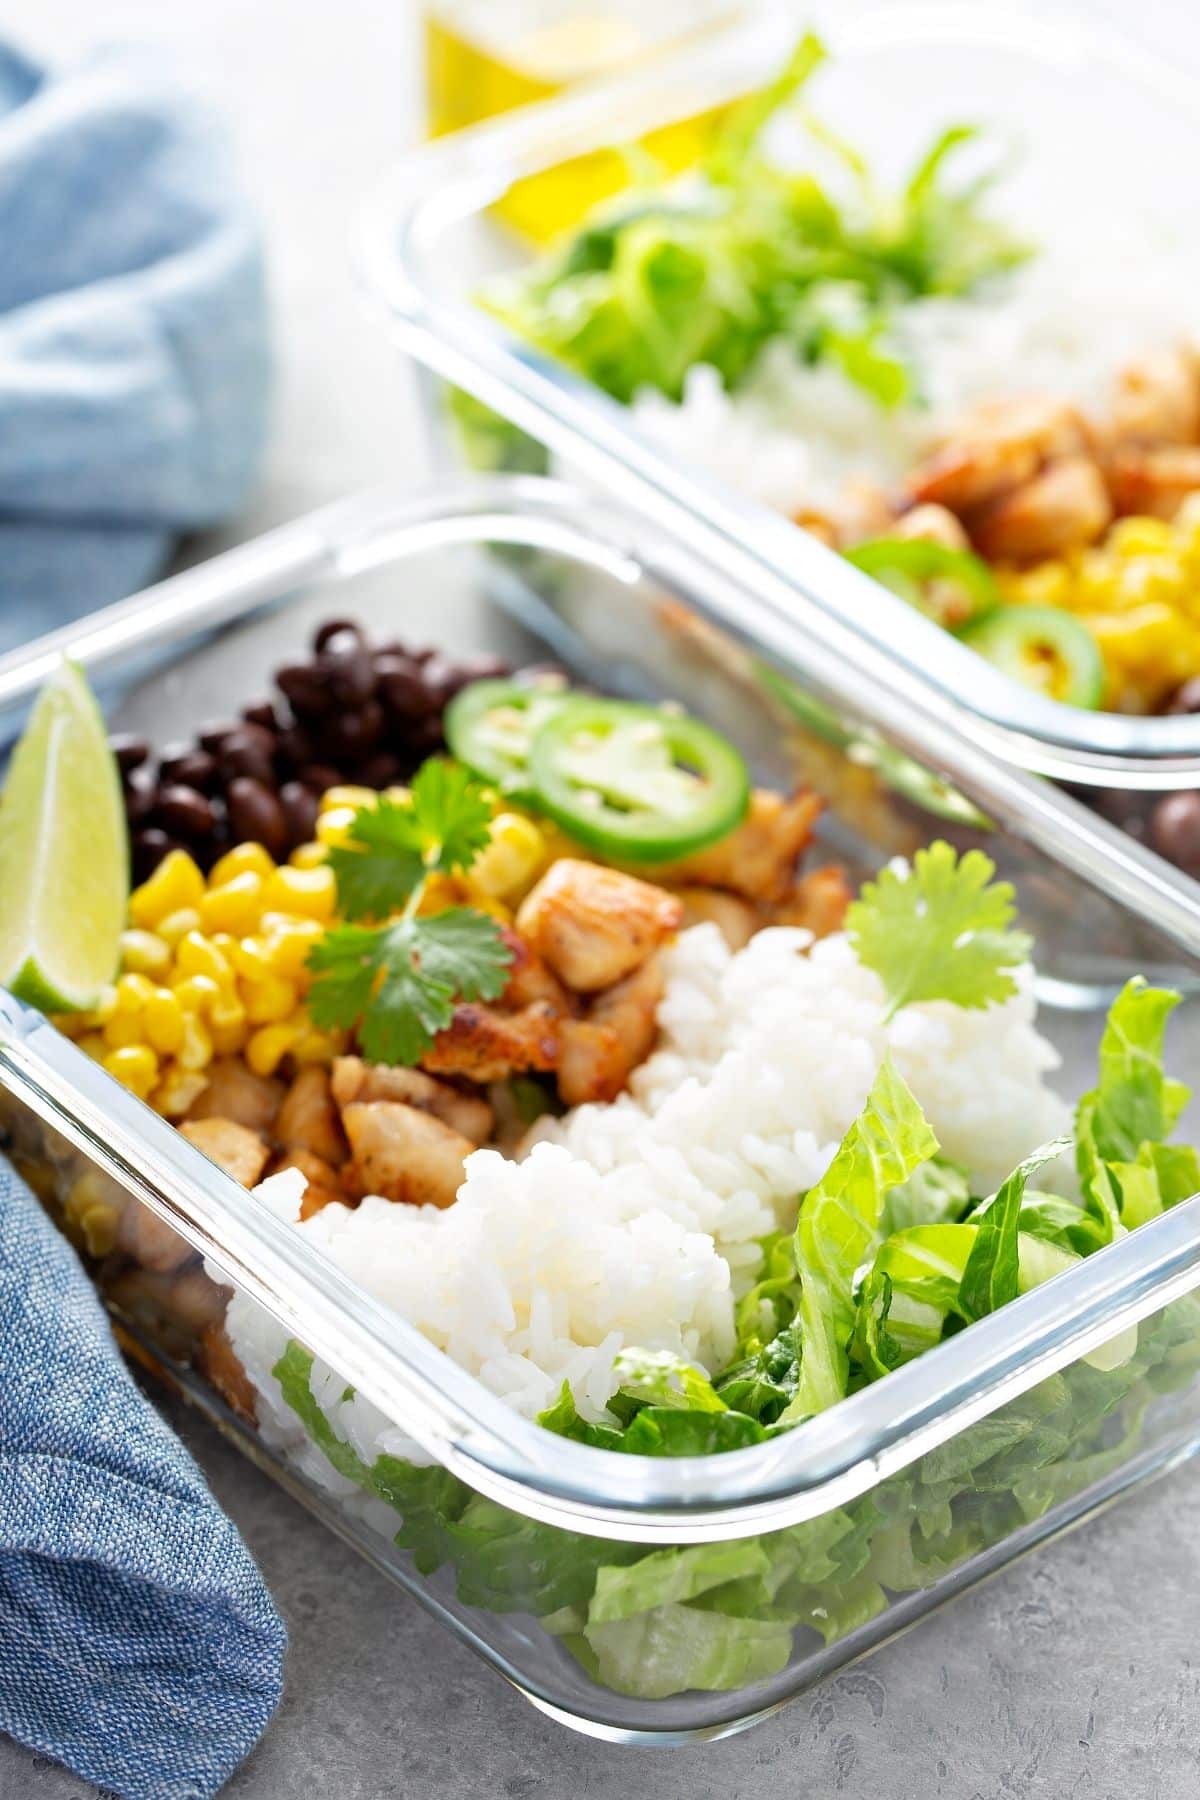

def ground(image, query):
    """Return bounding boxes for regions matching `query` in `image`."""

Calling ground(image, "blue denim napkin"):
[0,1156,286,1798]
[0,39,269,650]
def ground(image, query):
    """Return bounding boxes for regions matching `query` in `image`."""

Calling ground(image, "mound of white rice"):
[224,919,1067,1479]
[629,251,1200,519]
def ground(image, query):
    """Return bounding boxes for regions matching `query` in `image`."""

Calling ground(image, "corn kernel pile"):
[998,500,1200,712]
[58,786,553,1117]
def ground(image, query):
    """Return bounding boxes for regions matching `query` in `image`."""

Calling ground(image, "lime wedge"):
[0,661,128,1011]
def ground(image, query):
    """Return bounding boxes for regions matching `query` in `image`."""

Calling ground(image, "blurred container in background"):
[424,0,748,237]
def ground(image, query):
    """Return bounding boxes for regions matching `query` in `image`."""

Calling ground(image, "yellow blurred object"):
[424,2,743,241]
[468,810,548,902]
[998,501,1200,711]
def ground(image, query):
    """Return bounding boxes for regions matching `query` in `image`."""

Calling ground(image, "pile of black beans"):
[112,620,508,881]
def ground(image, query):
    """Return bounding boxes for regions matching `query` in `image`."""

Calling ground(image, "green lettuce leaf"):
[881,1155,972,1236]
[958,1138,1072,1323]
[613,1347,726,1413]
[583,1604,794,1699]
[781,1059,938,1422]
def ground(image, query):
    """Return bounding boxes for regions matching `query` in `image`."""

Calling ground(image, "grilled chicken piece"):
[331,1055,494,1143]
[674,886,759,951]
[970,455,1112,562]
[185,1058,283,1135]
[275,1066,347,1166]
[655,789,823,904]
[1106,445,1200,520]
[266,1147,347,1219]
[887,503,971,551]
[107,1263,227,1351]
[907,396,1088,514]
[421,1001,560,1084]
[516,860,683,992]
[1109,347,1200,449]
[769,864,853,938]
[341,1101,472,1209]
[557,955,665,1107]
[499,927,575,1014]
[197,1323,258,1425]
[179,1117,270,1189]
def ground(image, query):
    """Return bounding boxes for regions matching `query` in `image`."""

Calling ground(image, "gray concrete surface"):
[6,1,1200,1795]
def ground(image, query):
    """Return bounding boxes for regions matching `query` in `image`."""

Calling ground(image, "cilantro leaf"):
[847,841,1031,1021]
[409,759,495,876]
[306,908,513,1067]
[326,796,426,922]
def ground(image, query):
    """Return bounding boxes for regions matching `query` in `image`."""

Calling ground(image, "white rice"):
[223,919,1068,1476]
[629,250,1200,519]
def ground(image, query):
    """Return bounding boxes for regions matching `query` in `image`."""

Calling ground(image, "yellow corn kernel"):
[174,930,234,988]
[129,849,205,929]
[245,1020,301,1078]
[258,915,324,974]
[243,974,298,1025]
[115,971,157,1011]
[1110,515,1174,558]
[78,984,119,1028]
[469,812,547,902]
[209,932,240,961]
[229,936,273,982]
[315,805,357,847]
[118,929,172,978]
[155,906,203,948]
[319,785,377,813]
[153,1067,211,1118]
[289,840,327,870]
[172,973,221,1014]
[289,1024,344,1065]
[142,986,186,1056]
[102,1012,145,1051]
[261,863,336,921]
[177,1012,214,1072]
[199,871,266,935]
[76,1032,108,1061]
[209,995,249,1055]
[209,841,277,885]
[103,1043,159,1100]
[66,1169,124,1257]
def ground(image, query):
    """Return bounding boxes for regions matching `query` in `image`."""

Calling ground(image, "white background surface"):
[7,4,1200,1797]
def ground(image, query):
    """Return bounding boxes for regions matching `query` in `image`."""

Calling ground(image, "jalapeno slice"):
[960,603,1105,709]
[445,677,570,798]
[845,537,999,632]
[528,697,750,861]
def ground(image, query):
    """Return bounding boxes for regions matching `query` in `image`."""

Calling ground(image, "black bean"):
[406,715,447,755]
[319,630,376,705]
[1166,677,1200,716]
[312,617,364,654]
[241,697,284,731]
[275,661,332,719]
[323,699,384,761]
[131,828,178,883]
[1092,787,1148,830]
[1151,791,1200,872]
[123,766,157,824]
[275,724,315,774]
[159,746,219,792]
[226,778,289,858]
[376,653,436,720]
[110,733,149,774]
[198,720,238,754]
[297,763,342,797]
[156,784,217,841]
[219,726,277,788]
[357,751,404,788]
[279,781,320,845]
[419,655,461,709]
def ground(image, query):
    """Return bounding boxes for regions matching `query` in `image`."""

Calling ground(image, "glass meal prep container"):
[355,1,1200,839]
[5,475,1200,1743]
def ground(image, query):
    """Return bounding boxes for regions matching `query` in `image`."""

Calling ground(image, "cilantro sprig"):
[306,763,512,1066]
[847,841,1031,1021]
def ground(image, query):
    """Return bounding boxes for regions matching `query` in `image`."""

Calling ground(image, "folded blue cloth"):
[0,40,270,649]
[0,1156,286,1797]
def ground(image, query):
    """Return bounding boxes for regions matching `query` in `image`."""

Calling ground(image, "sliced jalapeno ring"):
[846,537,999,632]
[960,603,1105,710]
[528,697,750,861]
[445,676,570,797]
